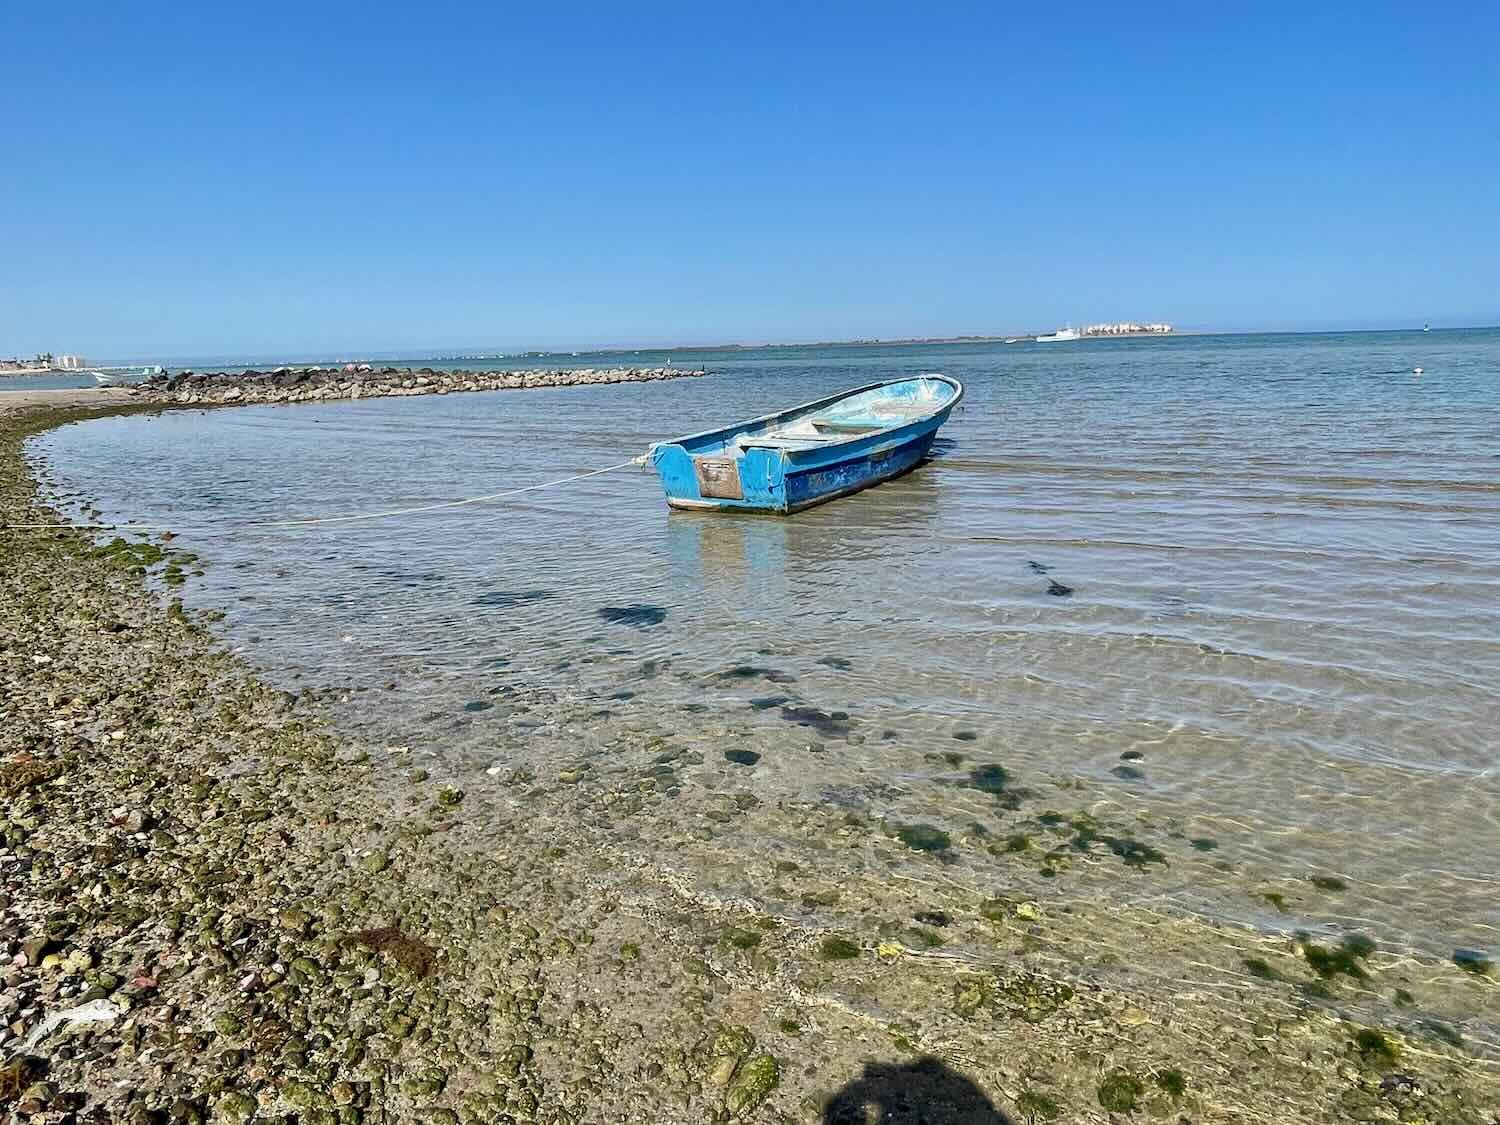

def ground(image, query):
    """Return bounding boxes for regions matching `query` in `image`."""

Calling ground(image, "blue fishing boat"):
[648,374,963,513]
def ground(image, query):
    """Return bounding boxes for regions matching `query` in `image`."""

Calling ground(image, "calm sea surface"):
[30,330,1500,964]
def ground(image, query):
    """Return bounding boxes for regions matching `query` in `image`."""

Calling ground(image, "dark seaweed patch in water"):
[472,589,556,608]
[1120,749,1144,761]
[1111,764,1145,781]
[1027,560,1052,574]
[953,730,978,742]
[894,823,951,852]
[1063,814,1167,868]
[749,695,791,711]
[961,764,1031,810]
[717,664,797,684]
[718,664,763,679]
[462,700,494,713]
[608,690,636,701]
[780,706,852,738]
[968,764,1010,792]
[1453,948,1493,976]
[724,749,761,766]
[1299,933,1375,980]
[598,605,667,628]
[817,656,853,671]
[1046,580,1074,597]
[1309,874,1348,892]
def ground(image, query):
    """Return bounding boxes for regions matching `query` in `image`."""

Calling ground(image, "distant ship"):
[1035,326,1080,343]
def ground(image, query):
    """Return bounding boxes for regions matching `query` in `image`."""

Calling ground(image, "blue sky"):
[3,2,1496,359]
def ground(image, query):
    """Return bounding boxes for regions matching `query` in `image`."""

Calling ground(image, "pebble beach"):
[3,385,1499,1124]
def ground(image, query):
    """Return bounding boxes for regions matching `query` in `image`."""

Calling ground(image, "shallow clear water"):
[31,330,1500,961]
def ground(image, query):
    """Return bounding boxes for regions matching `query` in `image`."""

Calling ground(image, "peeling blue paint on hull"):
[648,374,962,515]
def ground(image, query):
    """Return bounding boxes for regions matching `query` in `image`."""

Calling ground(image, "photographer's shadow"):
[823,1057,1012,1124]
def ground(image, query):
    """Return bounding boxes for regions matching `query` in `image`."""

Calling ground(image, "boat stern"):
[649,442,787,512]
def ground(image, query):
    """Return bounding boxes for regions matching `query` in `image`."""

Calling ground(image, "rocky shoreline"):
[3,397,1498,1123]
[132,367,703,407]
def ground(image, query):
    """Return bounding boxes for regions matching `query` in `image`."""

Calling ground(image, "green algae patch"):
[1308,874,1348,892]
[1097,1070,1144,1113]
[954,974,996,1019]
[954,970,1073,1023]
[1300,933,1375,981]
[723,927,763,950]
[894,823,951,852]
[1015,1089,1061,1120]
[725,1053,780,1116]
[1154,1068,1187,1098]
[1352,1027,1399,1067]
[819,936,861,960]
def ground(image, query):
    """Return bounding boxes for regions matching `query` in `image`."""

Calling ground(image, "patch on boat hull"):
[694,456,743,500]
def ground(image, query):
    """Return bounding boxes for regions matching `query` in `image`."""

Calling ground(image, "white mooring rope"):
[1,455,649,534]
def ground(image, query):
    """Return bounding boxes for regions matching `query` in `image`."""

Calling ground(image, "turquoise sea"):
[28,328,1500,994]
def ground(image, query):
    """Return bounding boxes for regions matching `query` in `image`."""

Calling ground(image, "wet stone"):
[724,749,761,767]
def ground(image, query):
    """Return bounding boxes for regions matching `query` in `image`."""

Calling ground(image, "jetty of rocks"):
[133,365,704,406]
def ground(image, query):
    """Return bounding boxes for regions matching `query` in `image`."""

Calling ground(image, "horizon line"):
[10,322,1496,368]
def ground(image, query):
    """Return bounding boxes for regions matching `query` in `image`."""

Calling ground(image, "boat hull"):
[650,375,961,514]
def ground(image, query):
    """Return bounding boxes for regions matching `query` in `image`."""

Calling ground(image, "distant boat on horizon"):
[1424,323,1431,332]
[1036,326,1080,343]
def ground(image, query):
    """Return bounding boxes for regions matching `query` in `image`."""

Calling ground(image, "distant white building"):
[1080,323,1173,337]
[55,355,87,370]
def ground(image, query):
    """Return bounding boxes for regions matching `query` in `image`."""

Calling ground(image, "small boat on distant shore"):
[648,374,962,513]
[92,365,164,386]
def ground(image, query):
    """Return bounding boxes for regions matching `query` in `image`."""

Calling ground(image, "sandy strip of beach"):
[0,388,138,416]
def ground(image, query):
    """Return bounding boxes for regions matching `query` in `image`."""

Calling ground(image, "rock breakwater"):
[135,365,703,406]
